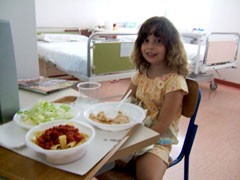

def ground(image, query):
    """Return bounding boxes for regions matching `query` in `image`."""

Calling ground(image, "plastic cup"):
[77,82,101,104]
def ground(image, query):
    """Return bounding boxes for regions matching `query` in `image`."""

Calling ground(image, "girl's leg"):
[135,152,168,180]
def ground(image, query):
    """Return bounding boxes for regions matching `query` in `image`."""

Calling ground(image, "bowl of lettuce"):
[13,100,80,129]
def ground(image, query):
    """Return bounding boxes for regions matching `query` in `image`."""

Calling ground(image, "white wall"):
[165,0,210,31]
[35,0,167,29]
[35,0,240,84]
[0,0,39,79]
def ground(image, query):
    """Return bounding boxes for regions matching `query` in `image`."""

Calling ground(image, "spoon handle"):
[116,89,132,109]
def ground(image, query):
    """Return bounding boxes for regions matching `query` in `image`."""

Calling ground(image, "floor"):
[97,78,240,180]
[98,79,130,101]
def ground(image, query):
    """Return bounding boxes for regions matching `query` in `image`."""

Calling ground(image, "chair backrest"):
[182,79,200,118]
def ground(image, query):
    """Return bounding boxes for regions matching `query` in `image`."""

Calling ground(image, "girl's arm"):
[151,90,184,135]
[122,82,137,99]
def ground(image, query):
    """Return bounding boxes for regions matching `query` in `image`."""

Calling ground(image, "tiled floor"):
[97,78,240,180]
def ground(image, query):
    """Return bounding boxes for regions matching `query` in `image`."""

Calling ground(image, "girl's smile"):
[145,52,157,58]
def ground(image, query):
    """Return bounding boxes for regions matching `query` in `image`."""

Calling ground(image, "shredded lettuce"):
[18,100,75,126]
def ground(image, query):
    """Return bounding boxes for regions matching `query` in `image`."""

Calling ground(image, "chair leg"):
[184,125,197,180]
[184,154,189,180]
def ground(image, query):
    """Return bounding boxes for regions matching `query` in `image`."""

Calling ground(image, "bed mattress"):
[37,41,88,77]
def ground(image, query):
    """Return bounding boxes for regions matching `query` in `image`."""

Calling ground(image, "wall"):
[35,0,167,29]
[165,0,210,31]
[35,0,240,84]
[0,0,39,79]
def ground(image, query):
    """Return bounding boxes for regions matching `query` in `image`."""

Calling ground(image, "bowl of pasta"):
[83,102,146,131]
[25,120,95,164]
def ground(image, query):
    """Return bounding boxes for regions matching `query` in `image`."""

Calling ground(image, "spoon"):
[108,89,132,119]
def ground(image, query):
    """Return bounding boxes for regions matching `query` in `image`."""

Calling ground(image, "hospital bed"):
[37,28,240,90]
[182,32,240,90]
[37,27,137,82]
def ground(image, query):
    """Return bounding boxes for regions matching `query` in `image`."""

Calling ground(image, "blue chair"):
[96,79,201,180]
[168,78,201,180]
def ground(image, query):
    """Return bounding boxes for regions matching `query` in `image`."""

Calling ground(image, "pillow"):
[37,33,88,42]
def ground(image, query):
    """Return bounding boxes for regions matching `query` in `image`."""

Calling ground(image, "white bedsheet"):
[183,43,207,74]
[37,41,88,76]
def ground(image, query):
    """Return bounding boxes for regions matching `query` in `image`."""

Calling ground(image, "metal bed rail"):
[203,32,240,66]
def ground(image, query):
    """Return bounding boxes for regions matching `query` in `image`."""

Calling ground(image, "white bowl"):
[83,102,146,131]
[25,120,95,165]
[14,103,80,129]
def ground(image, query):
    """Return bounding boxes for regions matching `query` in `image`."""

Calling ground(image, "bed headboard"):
[205,32,240,65]
[36,27,80,35]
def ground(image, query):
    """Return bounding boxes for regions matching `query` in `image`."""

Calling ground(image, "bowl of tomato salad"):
[25,120,95,164]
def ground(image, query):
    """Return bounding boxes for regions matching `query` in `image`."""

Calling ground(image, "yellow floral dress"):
[131,70,188,164]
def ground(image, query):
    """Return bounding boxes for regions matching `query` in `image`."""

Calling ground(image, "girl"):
[124,16,189,179]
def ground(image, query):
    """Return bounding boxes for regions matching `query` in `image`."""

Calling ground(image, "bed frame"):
[37,28,137,82]
[182,32,240,90]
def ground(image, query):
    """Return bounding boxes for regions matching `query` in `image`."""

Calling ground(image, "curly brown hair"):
[131,16,188,77]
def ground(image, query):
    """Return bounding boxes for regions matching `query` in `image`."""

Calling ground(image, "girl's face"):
[141,34,166,66]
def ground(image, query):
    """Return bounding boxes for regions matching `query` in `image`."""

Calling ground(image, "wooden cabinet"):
[80,29,92,37]
[38,58,74,79]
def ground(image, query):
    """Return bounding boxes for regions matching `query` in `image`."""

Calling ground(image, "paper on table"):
[0,121,27,148]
